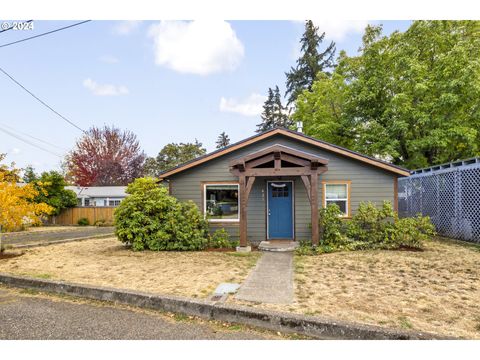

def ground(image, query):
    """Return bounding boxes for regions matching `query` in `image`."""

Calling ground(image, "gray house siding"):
[168,134,396,243]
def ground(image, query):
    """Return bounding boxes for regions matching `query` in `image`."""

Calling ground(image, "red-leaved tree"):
[66,126,146,186]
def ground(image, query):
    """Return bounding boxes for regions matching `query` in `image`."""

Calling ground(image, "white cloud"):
[112,21,142,35]
[219,93,266,117]
[148,21,244,75]
[83,78,129,96]
[294,20,369,42]
[99,55,119,64]
[10,147,21,155]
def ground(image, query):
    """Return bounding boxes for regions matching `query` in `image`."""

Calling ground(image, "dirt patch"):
[230,237,480,339]
[0,237,260,299]
[0,252,23,260]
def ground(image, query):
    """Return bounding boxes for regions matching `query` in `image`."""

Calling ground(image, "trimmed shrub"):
[208,228,238,249]
[77,217,89,226]
[296,201,436,256]
[114,177,209,251]
[391,215,436,249]
[319,203,349,248]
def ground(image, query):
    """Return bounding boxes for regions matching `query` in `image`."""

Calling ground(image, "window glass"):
[271,183,289,198]
[205,185,239,220]
[325,184,347,199]
[109,200,121,206]
[325,183,348,215]
[84,199,90,206]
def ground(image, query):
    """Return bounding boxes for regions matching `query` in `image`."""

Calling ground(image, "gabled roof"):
[159,128,410,178]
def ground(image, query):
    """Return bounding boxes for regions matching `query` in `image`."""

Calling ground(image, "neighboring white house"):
[66,186,127,207]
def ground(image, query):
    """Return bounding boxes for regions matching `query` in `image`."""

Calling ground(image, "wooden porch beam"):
[280,153,311,167]
[244,154,275,169]
[243,168,315,177]
[229,144,329,166]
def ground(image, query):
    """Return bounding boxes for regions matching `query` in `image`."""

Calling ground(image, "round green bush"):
[114,177,209,251]
[77,217,89,226]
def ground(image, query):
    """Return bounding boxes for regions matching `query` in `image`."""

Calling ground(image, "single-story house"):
[65,186,127,207]
[159,128,410,248]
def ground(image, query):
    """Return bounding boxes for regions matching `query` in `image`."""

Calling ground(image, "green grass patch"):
[398,316,413,329]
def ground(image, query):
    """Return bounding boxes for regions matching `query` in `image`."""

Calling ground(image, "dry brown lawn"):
[233,238,480,339]
[0,237,260,299]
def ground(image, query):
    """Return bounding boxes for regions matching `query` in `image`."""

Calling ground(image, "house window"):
[109,200,121,206]
[84,199,90,206]
[204,184,239,221]
[323,182,350,216]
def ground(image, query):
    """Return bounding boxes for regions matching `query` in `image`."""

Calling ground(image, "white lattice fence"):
[398,161,480,243]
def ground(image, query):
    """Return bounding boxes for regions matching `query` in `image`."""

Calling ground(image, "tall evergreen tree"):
[22,165,38,183]
[215,132,230,149]
[285,20,336,105]
[256,86,292,133]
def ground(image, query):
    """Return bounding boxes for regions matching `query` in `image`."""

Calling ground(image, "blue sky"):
[0,20,411,173]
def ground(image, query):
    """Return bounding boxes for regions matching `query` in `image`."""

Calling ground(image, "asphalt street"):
[2,227,114,246]
[0,288,281,340]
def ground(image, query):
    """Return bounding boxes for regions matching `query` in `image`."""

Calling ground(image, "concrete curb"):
[6,233,114,249]
[0,273,451,340]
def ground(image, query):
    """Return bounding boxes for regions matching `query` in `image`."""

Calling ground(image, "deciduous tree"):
[143,140,206,177]
[65,126,146,186]
[294,21,480,169]
[0,154,20,183]
[0,162,52,250]
[25,169,78,216]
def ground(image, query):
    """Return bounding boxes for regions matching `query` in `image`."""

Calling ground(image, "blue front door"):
[267,181,294,239]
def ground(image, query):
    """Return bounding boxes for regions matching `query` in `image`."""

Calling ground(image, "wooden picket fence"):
[48,207,116,226]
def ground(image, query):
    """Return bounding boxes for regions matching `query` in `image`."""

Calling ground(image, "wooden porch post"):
[311,170,319,246]
[239,175,247,247]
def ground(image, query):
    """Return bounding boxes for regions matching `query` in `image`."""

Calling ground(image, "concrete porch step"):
[258,240,299,252]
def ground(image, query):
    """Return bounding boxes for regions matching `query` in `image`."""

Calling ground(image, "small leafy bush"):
[297,201,436,256]
[319,203,349,248]
[391,215,436,249]
[77,217,89,226]
[208,228,238,249]
[115,177,209,251]
[94,219,114,227]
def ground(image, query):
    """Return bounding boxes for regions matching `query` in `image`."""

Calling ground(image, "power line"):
[0,122,68,151]
[0,20,33,34]
[0,66,86,133]
[0,20,91,49]
[0,125,63,158]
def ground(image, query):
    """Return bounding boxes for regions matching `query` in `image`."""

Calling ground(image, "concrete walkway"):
[235,252,294,304]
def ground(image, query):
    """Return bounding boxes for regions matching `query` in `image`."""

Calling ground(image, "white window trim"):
[203,183,240,222]
[323,182,350,217]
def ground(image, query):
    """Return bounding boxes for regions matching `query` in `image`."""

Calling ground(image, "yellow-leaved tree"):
[0,154,53,251]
